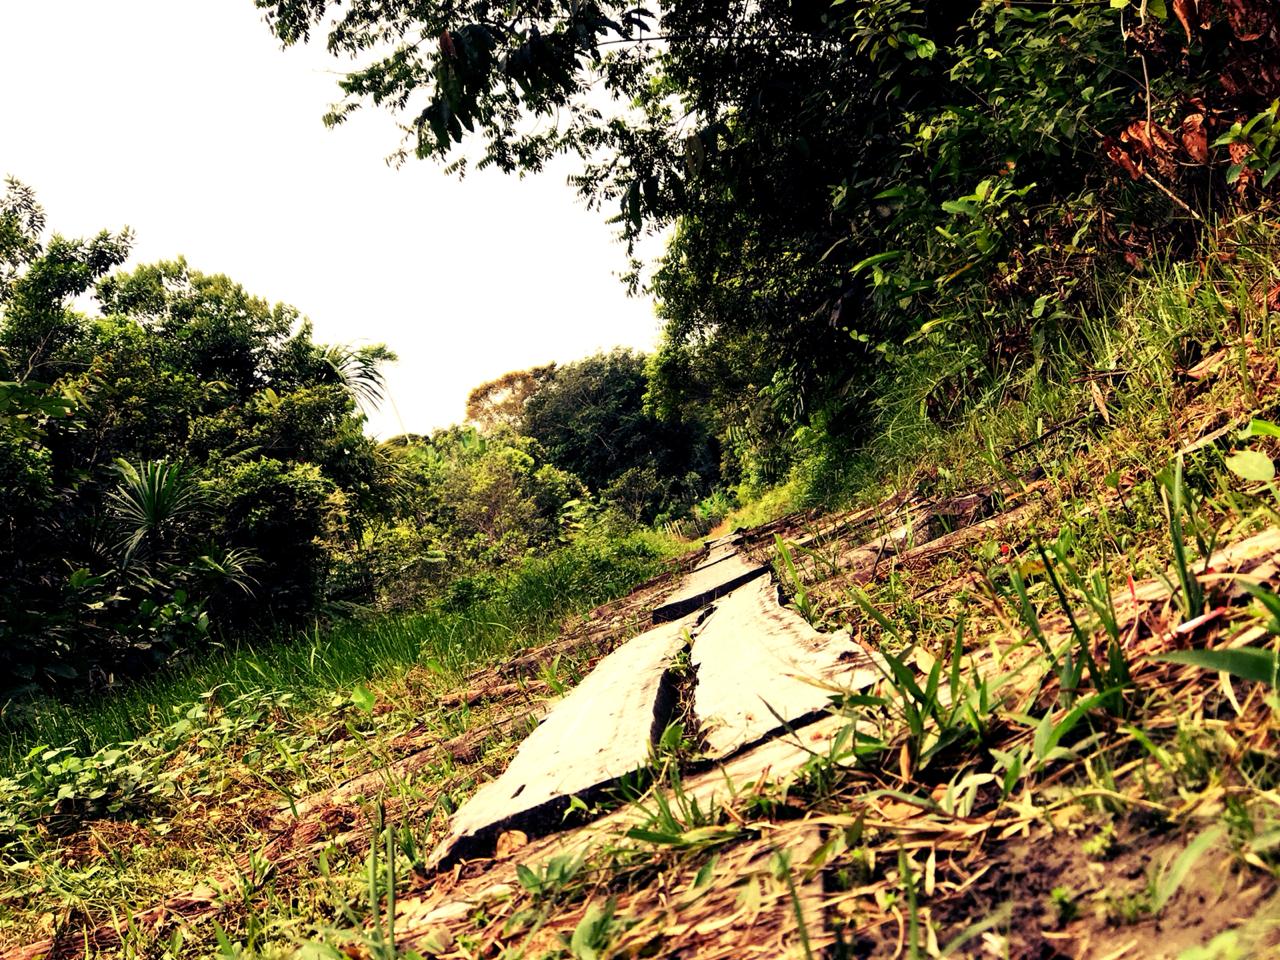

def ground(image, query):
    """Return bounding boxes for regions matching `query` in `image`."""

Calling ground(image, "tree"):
[521,349,717,521]
[0,181,396,690]
[465,364,556,434]
[316,342,396,409]
[0,177,131,384]
[366,427,585,604]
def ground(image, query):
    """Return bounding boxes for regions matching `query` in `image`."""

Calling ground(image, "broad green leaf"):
[940,199,978,217]
[1225,450,1274,483]
[570,902,612,960]
[1242,418,1280,439]
[515,863,540,892]
[350,684,376,714]
[849,250,904,275]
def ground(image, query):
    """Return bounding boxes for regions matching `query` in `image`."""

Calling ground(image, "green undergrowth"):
[0,529,691,954]
[776,220,1280,517]
[712,479,803,535]
[284,422,1280,959]
[0,530,682,772]
[325,262,1280,958]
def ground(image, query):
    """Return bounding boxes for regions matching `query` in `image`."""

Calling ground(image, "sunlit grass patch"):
[1,532,676,768]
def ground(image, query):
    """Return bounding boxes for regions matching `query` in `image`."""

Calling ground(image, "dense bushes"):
[211,458,335,623]
[12,0,1280,692]
[0,183,391,692]
[0,183,699,695]
[361,428,586,609]
[520,349,719,523]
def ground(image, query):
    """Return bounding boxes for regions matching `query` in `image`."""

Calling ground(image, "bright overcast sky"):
[0,1,662,436]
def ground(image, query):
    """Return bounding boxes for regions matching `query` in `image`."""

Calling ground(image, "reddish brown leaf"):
[1173,0,1198,42]
[1121,121,1181,176]
[1181,114,1210,163]
[1229,140,1253,165]
[1223,0,1269,40]
[1124,121,1156,154]
[1107,142,1143,181]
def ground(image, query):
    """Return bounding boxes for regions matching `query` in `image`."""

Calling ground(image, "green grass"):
[0,525,693,956]
[0,532,679,771]
[716,479,801,532]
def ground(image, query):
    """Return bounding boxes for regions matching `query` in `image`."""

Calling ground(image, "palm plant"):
[189,547,259,597]
[106,459,202,566]
[316,343,394,409]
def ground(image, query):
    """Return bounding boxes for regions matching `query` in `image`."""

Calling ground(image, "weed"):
[847,592,996,773]
[1082,822,1116,861]
[829,847,875,892]
[1102,888,1152,926]
[775,535,817,623]
[626,767,739,851]
[1049,886,1078,926]
[1150,825,1227,915]
[1157,456,1213,622]
[567,898,620,959]
[515,853,587,903]
[538,654,569,697]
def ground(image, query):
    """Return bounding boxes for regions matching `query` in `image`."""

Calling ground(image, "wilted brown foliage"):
[465,364,556,434]
[1106,0,1280,196]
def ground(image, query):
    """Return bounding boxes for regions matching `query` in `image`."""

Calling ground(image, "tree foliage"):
[259,0,1280,476]
[0,181,392,691]
[465,363,556,433]
[0,181,708,694]
[9,0,1279,689]
[520,349,717,522]
[366,426,585,609]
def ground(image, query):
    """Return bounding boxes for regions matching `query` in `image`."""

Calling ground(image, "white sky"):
[0,1,662,436]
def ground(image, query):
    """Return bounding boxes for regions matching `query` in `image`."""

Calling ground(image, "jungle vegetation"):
[5,0,1280,701]
[3,3,1280,955]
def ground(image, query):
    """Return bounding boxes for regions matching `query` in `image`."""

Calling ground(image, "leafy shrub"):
[211,459,334,624]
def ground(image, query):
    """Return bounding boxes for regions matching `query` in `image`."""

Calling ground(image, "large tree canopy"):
[258,0,1279,474]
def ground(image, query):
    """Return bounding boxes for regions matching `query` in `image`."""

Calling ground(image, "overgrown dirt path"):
[384,494,1280,959]
[2,571,697,960]
[9,352,1280,959]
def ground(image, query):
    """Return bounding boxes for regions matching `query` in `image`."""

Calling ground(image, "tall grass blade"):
[1153,648,1280,686]
[1152,825,1226,914]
